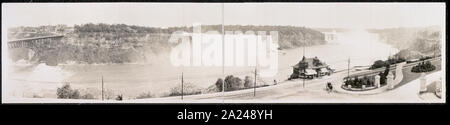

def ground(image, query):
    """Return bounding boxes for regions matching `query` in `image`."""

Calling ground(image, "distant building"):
[324,30,338,41]
[290,56,333,79]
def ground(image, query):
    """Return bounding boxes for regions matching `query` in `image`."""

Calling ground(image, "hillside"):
[7,23,327,64]
[367,26,442,59]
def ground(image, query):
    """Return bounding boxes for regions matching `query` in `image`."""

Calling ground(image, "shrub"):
[57,83,80,99]
[344,75,375,89]
[69,89,80,99]
[361,76,374,86]
[419,56,432,61]
[136,92,154,99]
[116,94,123,101]
[169,82,202,96]
[203,84,220,93]
[411,61,436,73]
[32,94,43,98]
[80,93,95,99]
[370,60,387,69]
[370,57,405,70]
[57,84,99,99]
[224,75,244,91]
[215,78,224,92]
[215,75,244,92]
[102,89,117,100]
[244,76,253,88]
[387,57,406,64]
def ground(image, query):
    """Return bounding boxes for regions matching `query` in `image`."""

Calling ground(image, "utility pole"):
[221,3,225,101]
[101,75,104,101]
[303,44,305,88]
[347,58,350,81]
[181,72,184,100]
[433,44,437,57]
[302,71,305,88]
[302,40,306,60]
[254,18,259,97]
[254,68,257,97]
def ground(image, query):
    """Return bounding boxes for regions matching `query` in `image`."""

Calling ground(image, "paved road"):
[187,71,346,100]
[184,57,442,100]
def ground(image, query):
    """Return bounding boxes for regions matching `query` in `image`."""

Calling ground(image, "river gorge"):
[4,29,399,99]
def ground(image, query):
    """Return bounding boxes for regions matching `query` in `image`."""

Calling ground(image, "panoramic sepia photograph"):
[1,3,445,103]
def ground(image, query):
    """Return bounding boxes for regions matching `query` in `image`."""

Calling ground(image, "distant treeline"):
[312,28,349,33]
[8,23,326,64]
[75,23,327,48]
[73,23,326,48]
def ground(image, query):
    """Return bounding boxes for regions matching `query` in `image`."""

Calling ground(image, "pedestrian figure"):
[326,82,333,93]
[274,80,278,85]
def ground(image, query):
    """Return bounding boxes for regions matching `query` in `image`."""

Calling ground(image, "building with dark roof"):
[290,56,333,79]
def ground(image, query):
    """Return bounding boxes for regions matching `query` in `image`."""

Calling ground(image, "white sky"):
[2,3,446,29]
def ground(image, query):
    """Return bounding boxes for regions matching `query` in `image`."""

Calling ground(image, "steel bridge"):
[7,35,64,49]
[7,35,64,66]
